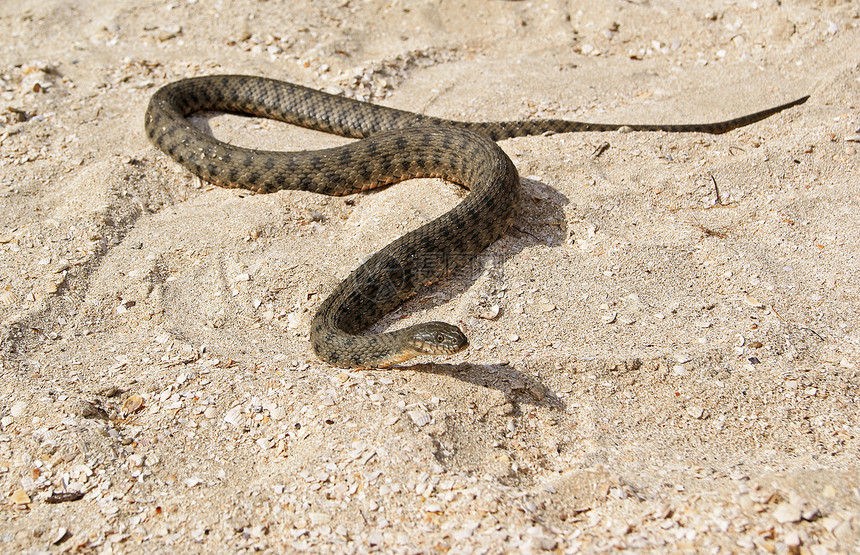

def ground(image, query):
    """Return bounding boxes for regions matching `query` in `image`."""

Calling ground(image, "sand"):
[1,0,858,552]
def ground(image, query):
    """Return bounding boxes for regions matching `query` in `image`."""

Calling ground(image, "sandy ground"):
[1,0,858,552]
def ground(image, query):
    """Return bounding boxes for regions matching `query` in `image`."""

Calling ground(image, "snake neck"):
[310,311,420,368]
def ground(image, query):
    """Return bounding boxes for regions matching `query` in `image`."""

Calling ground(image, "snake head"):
[404,322,468,356]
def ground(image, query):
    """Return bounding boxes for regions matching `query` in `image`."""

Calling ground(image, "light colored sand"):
[1,0,858,552]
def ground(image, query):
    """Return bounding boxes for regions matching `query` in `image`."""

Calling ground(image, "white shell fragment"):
[407,410,432,427]
[743,295,764,308]
[773,503,802,524]
[478,304,501,320]
[0,290,15,306]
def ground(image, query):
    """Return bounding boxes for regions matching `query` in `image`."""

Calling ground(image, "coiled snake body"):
[145,75,807,368]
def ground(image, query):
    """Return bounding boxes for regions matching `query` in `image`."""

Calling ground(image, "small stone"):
[773,503,802,524]
[686,405,705,419]
[191,527,206,542]
[672,364,689,376]
[611,522,632,536]
[407,410,431,427]
[308,512,331,526]
[820,516,841,532]
[478,304,501,320]
[121,394,144,416]
[744,295,764,308]
[156,25,182,41]
[802,506,820,521]
[784,530,801,547]
[10,488,30,505]
[235,273,250,282]
[269,406,285,421]
[833,519,853,541]
[9,401,27,418]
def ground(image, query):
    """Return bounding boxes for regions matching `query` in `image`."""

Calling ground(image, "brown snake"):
[144,75,808,368]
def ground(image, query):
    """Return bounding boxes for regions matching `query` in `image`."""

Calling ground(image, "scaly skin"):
[145,75,808,368]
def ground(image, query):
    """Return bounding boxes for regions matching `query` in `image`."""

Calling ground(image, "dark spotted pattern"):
[144,75,808,368]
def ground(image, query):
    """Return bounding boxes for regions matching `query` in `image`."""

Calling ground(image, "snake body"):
[145,75,807,368]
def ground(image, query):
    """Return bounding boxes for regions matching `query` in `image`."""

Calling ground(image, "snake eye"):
[435,333,445,344]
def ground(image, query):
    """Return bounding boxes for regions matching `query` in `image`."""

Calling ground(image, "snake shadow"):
[404,361,567,412]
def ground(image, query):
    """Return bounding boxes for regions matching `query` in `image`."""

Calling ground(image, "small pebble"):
[686,405,705,419]
[270,406,286,421]
[10,488,30,505]
[308,512,331,526]
[478,304,501,320]
[121,394,144,416]
[744,295,764,308]
[10,401,27,418]
[820,516,841,532]
[408,410,431,427]
[783,530,801,547]
[773,503,802,524]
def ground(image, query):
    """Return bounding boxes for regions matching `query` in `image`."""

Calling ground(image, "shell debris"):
[0,290,16,306]
[407,410,432,427]
[121,394,145,416]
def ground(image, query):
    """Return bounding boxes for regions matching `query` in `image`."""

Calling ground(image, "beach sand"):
[1,0,858,551]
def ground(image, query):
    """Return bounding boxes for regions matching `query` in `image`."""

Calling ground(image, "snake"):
[144,74,808,368]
